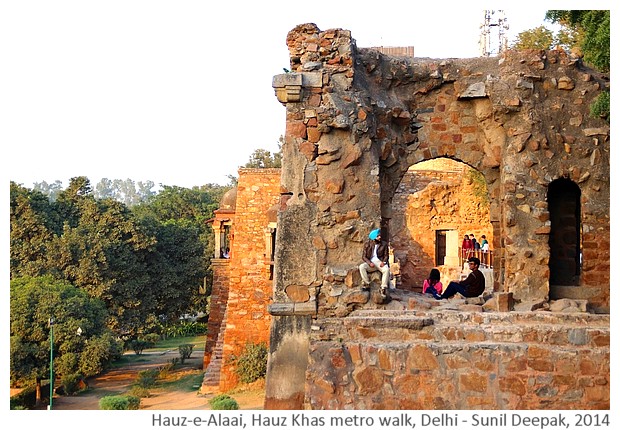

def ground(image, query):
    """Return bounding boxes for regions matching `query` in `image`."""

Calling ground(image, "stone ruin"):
[203,23,610,410]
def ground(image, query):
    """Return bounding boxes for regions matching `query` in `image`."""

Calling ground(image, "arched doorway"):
[548,178,582,286]
[389,157,492,291]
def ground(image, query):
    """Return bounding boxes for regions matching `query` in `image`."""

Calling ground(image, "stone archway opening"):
[548,178,582,288]
[388,157,493,292]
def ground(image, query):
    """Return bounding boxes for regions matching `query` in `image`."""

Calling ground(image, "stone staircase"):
[200,309,227,392]
[305,302,610,410]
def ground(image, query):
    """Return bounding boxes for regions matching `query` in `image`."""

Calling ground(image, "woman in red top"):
[462,234,473,258]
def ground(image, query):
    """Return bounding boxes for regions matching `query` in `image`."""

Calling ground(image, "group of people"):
[422,257,485,300]
[462,234,489,255]
[359,228,485,300]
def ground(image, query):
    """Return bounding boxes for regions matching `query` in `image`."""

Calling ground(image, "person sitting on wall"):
[422,268,443,298]
[436,256,485,300]
[359,228,390,294]
[223,247,230,259]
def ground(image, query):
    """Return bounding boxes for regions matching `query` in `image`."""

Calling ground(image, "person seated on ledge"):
[423,268,443,298]
[359,228,390,293]
[436,256,485,300]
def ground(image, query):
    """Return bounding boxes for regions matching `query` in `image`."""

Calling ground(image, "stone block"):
[496,292,514,311]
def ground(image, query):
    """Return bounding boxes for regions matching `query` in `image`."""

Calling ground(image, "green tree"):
[244,148,282,168]
[11,176,233,340]
[10,182,59,278]
[10,276,117,404]
[132,184,228,318]
[512,25,555,50]
[546,10,610,72]
[45,195,156,334]
[33,180,64,202]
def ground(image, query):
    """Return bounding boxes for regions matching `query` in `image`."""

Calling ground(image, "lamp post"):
[48,317,54,410]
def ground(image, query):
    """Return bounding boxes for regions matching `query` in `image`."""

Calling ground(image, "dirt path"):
[50,349,265,410]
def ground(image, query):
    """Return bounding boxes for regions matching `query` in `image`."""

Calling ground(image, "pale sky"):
[0,1,608,190]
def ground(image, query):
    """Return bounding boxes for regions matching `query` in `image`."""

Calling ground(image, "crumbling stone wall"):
[266,23,609,409]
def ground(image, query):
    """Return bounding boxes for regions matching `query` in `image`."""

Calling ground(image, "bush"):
[126,395,141,410]
[61,373,84,395]
[141,333,161,347]
[209,394,239,410]
[128,385,151,398]
[234,342,268,384]
[99,395,140,410]
[157,359,177,378]
[78,333,122,377]
[127,339,148,355]
[178,344,194,363]
[590,91,610,122]
[162,321,208,338]
[136,369,159,388]
[55,352,79,377]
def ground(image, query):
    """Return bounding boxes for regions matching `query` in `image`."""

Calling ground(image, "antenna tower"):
[479,10,509,57]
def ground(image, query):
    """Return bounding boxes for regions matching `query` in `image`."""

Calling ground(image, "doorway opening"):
[548,178,582,286]
[389,157,492,291]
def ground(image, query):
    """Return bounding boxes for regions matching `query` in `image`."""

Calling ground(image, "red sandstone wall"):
[219,169,281,391]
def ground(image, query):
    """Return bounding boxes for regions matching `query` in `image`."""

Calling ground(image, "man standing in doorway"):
[359,228,390,294]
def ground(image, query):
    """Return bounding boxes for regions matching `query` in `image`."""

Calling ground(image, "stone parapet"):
[305,309,609,409]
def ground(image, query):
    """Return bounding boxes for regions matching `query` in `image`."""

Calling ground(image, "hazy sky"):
[0,1,607,190]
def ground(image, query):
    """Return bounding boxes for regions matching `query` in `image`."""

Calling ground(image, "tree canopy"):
[10,276,120,387]
[10,176,228,338]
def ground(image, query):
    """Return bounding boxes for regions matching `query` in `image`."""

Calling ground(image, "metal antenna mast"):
[479,10,509,57]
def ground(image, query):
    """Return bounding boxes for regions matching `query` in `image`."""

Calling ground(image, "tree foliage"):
[244,148,282,168]
[94,178,157,206]
[11,175,231,386]
[546,10,610,72]
[511,25,555,50]
[10,276,118,387]
[10,176,227,336]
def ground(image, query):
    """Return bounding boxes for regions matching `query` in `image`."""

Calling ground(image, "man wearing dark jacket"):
[359,228,390,293]
[435,256,485,300]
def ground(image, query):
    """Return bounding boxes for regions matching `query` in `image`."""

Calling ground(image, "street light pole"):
[49,317,54,410]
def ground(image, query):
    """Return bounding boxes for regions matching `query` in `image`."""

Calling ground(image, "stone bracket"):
[273,72,323,104]
[268,301,317,316]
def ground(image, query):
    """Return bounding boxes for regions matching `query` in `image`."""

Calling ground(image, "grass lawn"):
[147,335,206,352]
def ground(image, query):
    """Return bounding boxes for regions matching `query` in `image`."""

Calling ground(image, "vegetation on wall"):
[467,169,489,206]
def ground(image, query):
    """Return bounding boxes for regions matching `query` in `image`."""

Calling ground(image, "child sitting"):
[423,268,443,299]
